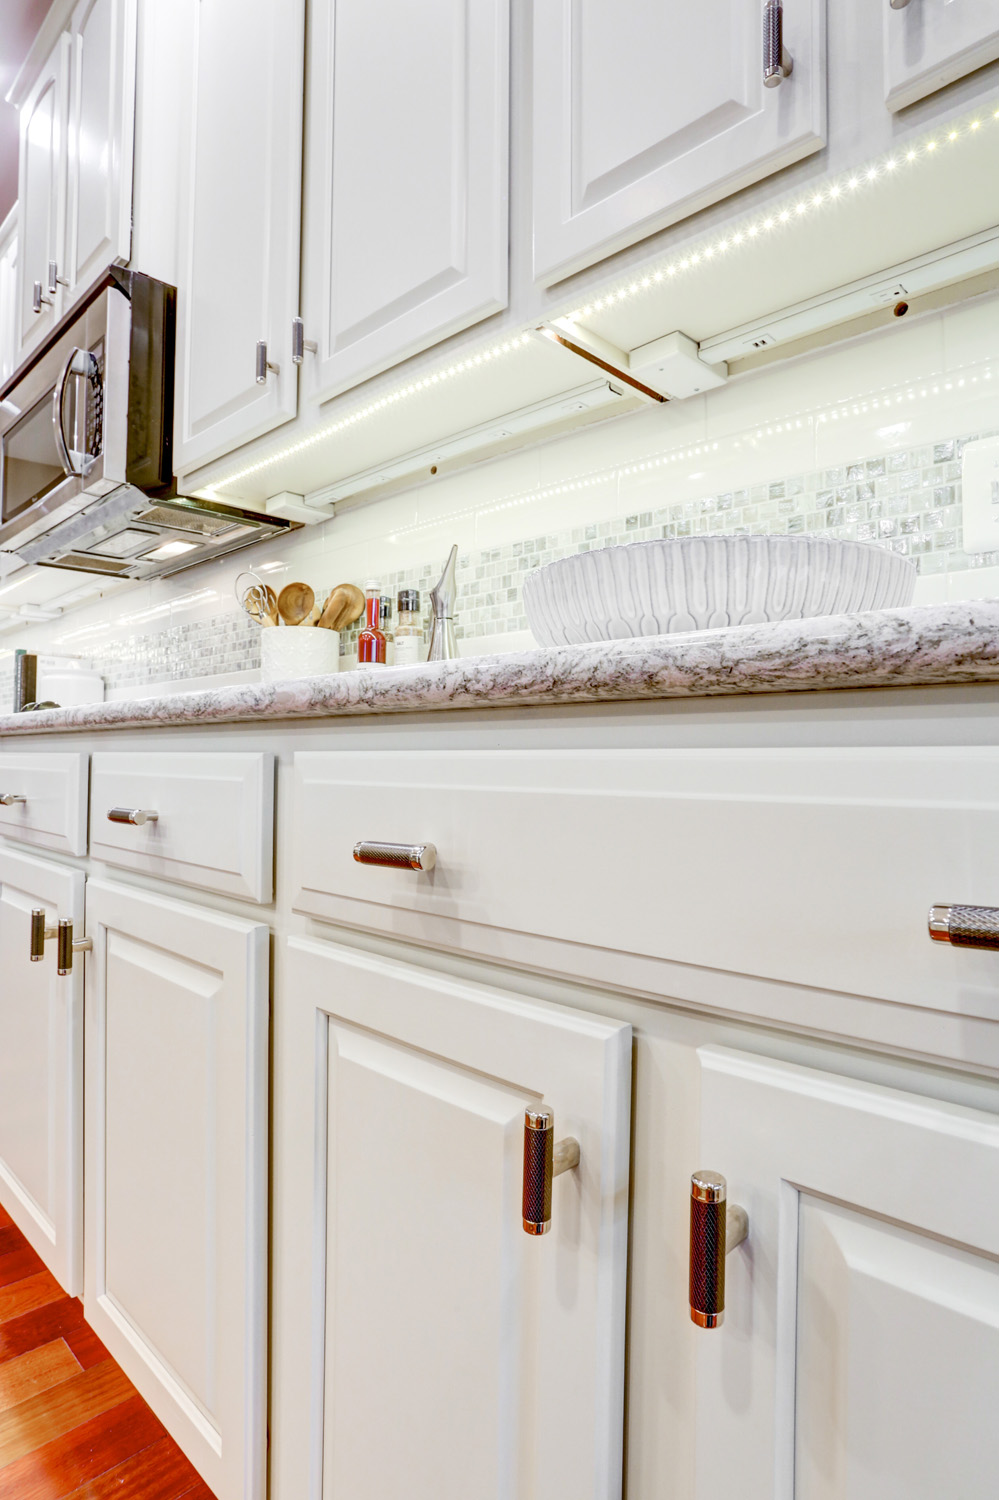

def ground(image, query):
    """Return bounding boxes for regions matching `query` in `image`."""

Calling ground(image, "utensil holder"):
[260,627,340,683]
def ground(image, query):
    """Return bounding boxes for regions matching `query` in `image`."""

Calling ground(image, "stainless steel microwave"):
[0,270,295,578]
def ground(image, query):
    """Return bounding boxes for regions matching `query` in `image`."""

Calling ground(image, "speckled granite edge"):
[1,602,998,736]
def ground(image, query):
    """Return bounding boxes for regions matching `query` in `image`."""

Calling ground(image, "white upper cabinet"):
[302,0,509,404]
[0,208,18,384]
[531,0,827,285]
[16,34,70,359]
[65,0,136,301]
[692,1047,999,1500]
[884,0,999,112]
[174,0,305,475]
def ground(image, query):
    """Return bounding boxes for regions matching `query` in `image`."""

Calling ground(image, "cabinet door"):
[0,849,84,1295]
[532,0,826,285]
[65,0,136,304]
[16,35,70,359]
[84,879,268,1500]
[885,0,999,112]
[0,208,17,384]
[173,0,304,476]
[271,937,631,1500]
[693,1047,999,1500]
[302,0,508,403]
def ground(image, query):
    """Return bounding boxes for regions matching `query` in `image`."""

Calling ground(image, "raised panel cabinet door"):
[84,879,269,1500]
[302,0,509,402]
[0,207,18,383]
[66,0,136,304]
[174,0,304,476]
[884,0,999,112]
[16,34,70,359]
[532,0,826,285]
[0,849,84,1295]
[270,937,631,1500]
[692,1047,999,1500]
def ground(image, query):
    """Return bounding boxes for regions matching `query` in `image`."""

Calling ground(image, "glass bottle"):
[356,581,386,666]
[380,596,395,666]
[394,588,424,666]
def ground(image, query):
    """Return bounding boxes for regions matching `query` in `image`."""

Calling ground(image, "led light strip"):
[208,100,999,497]
[561,103,999,325]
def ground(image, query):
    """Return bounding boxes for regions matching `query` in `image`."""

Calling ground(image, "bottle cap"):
[364,579,381,594]
[397,588,420,611]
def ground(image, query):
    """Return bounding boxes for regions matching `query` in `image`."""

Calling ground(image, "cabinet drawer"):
[292,748,999,1021]
[91,752,274,902]
[0,752,89,857]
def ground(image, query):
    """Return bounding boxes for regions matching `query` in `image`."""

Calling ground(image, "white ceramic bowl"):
[522,535,916,647]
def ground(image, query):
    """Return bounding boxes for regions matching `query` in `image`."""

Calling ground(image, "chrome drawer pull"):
[30,908,57,961]
[522,1109,580,1236]
[56,919,91,977]
[763,0,793,88]
[928,904,999,951]
[689,1171,748,1329]
[0,794,26,805]
[107,807,159,826]
[353,841,436,872]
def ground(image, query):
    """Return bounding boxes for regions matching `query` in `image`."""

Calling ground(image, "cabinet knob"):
[291,317,317,364]
[928,904,999,951]
[56,919,92,977]
[0,793,26,806]
[763,0,793,88]
[255,340,280,384]
[353,841,436,871]
[522,1109,580,1235]
[30,908,57,962]
[689,1171,748,1329]
[107,807,159,827]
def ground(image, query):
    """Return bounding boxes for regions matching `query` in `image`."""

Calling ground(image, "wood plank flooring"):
[0,1207,213,1499]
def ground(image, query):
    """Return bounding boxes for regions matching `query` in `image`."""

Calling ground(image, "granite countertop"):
[1,601,998,737]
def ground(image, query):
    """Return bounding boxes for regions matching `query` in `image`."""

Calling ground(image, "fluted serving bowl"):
[522,535,916,646]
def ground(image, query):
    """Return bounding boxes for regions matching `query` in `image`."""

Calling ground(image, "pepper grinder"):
[427,544,459,662]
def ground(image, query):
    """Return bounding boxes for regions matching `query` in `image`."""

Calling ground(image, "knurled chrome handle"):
[47,260,67,294]
[689,1171,748,1328]
[30,908,57,962]
[928,905,999,951]
[32,280,51,314]
[763,0,793,88]
[255,340,280,384]
[291,317,317,364]
[56,919,92,977]
[0,794,26,805]
[522,1109,580,1236]
[353,841,436,871]
[107,807,159,826]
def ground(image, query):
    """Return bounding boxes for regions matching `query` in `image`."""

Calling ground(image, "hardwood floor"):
[0,1208,213,1499]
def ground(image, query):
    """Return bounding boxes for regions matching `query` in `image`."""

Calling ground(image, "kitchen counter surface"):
[2,600,998,736]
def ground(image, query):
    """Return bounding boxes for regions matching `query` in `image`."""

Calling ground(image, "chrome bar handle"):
[47,260,68,294]
[522,1109,580,1236]
[32,280,51,314]
[30,909,57,962]
[763,0,793,88]
[255,340,280,384]
[107,807,159,826]
[353,841,436,871]
[928,904,999,951]
[0,794,26,806]
[56,919,92,977]
[291,317,317,364]
[890,0,912,9]
[689,1171,748,1328]
[52,348,101,478]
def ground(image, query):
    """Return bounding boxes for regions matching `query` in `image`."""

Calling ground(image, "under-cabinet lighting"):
[561,102,999,326]
[141,540,200,562]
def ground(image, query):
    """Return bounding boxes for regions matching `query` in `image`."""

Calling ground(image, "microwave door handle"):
[52,348,99,478]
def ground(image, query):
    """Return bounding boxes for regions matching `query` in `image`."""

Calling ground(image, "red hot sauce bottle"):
[357,580,387,666]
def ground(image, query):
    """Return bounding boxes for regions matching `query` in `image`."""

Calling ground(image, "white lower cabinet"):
[692,1046,999,1500]
[0,848,84,1295]
[83,879,269,1500]
[271,936,632,1500]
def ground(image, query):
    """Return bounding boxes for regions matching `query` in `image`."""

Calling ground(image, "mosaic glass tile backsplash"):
[1,425,994,709]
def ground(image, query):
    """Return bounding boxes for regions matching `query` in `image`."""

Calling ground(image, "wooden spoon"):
[277,581,316,626]
[318,583,365,631]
